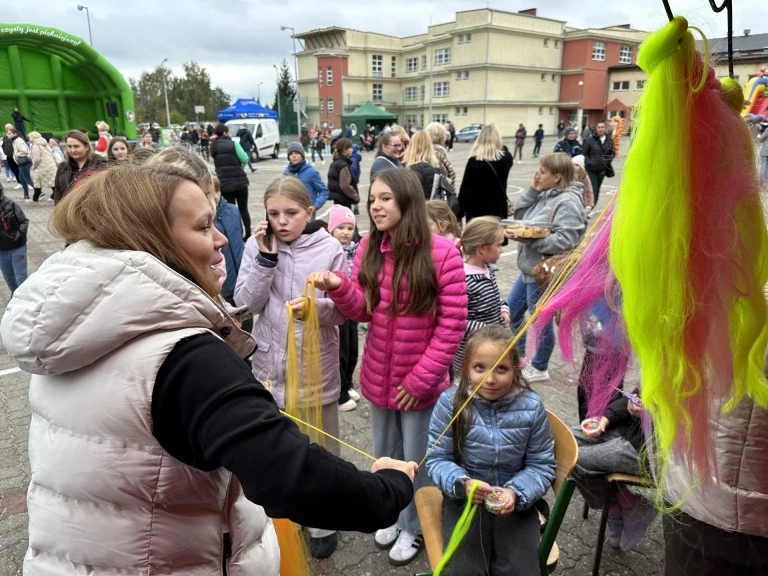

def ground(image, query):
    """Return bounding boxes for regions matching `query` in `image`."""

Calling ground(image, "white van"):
[225,118,280,161]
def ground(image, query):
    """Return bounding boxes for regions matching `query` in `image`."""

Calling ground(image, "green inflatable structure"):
[0,24,136,139]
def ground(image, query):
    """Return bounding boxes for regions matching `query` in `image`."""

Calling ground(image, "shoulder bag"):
[529,191,582,289]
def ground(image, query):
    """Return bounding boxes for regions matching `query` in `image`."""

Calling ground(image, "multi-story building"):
[293,8,646,136]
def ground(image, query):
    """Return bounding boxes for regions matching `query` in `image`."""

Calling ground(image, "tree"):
[130,60,230,125]
[273,59,297,133]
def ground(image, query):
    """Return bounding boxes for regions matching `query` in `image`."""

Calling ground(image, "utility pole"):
[161,59,171,128]
[281,26,302,136]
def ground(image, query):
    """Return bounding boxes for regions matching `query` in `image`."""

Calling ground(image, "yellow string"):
[280,409,377,462]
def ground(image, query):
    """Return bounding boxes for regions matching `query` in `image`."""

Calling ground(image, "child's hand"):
[254,220,276,254]
[585,416,610,438]
[465,479,493,504]
[287,297,306,320]
[394,386,420,411]
[311,271,341,291]
[627,398,643,418]
[501,311,510,328]
[371,457,419,482]
[497,488,517,517]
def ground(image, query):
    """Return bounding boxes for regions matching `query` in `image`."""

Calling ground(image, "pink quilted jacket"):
[329,233,467,409]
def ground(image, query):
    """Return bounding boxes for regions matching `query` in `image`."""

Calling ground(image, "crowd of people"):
[0,108,766,576]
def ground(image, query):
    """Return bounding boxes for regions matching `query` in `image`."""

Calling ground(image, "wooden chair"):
[582,472,655,576]
[415,410,578,575]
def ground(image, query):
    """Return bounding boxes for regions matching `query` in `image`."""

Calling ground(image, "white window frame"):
[372,83,383,101]
[320,99,325,113]
[421,54,427,70]
[555,40,560,48]
[465,33,472,43]
[635,79,645,90]
[419,85,425,100]
[433,81,449,98]
[612,81,630,91]
[592,41,606,61]
[619,45,632,64]
[326,66,333,86]
[318,68,323,86]
[544,38,549,47]
[434,48,451,66]
[327,98,334,113]
[391,56,397,78]
[372,54,382,77]
[433,113,448,123]
[406,57,418,73]
[404,86,418,101]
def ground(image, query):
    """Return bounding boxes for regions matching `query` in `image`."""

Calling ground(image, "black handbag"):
[431,173,460,216]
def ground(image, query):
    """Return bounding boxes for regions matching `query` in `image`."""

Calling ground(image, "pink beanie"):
[327,205,356,234]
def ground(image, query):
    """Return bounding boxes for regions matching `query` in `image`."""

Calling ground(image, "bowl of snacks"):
[484,487,511,515]
[580,417,601,436]
[502,219,552,239]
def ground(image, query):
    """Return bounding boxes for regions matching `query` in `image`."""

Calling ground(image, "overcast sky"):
[3,0,764,115]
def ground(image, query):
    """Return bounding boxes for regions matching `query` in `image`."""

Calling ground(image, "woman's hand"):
[504,229,521,241]
[497,488,518,517]
[311,271,342,291]
[531,170,543,191]
[371,457,419,482]
[465,480,493,504]
[394,386,420,411]
[287,297,306,320]
[627,398,643,418]
[254,220,276,254]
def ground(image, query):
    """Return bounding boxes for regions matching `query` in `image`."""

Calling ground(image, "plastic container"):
[484,487,511,515]
[580,417,601,436]
[501,219,552,239]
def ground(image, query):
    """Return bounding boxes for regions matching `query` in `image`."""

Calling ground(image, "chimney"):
[744,29,751,37]
[518,8,537,16]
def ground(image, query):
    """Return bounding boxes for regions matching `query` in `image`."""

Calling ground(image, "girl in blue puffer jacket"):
[426,325,556,576]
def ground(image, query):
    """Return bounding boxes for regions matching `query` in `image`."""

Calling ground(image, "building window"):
[434,48,451,66]
[453,106,468,116]
[391,56,397,78]
[552,74,557,82]
[404,86,419,101]
[549,106,554,115]
[406,57,418,72]
[538,106,543,115]
[619,45,632,64]
[326,66,333,86]
[612,80,630,91]
[592,41,606,61]
[419,85,425,100]
[433,113,448,123]
[372,83,383,101]
[555,40,560,48]
[457,33,473,43]
[421,54,427,70]
[372,54,382,77]
[455,70,470,80]
[544,38,549,47]
[635,79,645,90]
[318,68,323,86]
[434,81,449,97]
[320,99,325,113]
[327,98,334,113]
[540,73,546,82]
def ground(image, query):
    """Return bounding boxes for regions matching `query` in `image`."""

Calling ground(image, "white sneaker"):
[13,184,21,189]
[522,364,550,383]
[374,524,400,550]
[338,398,357,412]
[348,389,360,402]
[388,529,423,566]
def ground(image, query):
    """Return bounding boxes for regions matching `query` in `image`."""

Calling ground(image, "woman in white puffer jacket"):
[27,130,56,202]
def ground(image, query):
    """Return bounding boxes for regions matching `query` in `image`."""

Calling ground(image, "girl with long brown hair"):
[426,325,555,576]
[312,167,468,567]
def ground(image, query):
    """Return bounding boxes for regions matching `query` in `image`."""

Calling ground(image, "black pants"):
[587,170,606,207]
[664,509,768,576]
[6,157,19,183]
[533,141,542,156]
[33,187,55,202]
[338,319,358,403]
[223,188,251,238]
[439,496,541,576]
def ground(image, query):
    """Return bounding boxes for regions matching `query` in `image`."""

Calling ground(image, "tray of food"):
[484,487,511,515]
[501,219,552,239]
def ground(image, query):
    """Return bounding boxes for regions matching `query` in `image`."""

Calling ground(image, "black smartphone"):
[230,305,253,323]
[264,220,274,246]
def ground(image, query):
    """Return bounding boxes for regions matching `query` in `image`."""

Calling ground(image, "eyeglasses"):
[390,144,403,149]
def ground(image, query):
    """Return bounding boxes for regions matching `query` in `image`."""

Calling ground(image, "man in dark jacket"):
[581,122,615,207]
[2,126,21,187]
[236,124,257,173]
[0,182,28,294]
[11,107,30,139]
[553,127,582,157]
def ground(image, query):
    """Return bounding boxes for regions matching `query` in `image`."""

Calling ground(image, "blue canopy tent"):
[216,98,278,122]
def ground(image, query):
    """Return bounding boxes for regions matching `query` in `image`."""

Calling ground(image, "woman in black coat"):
[211,123,251,239]
[327,138,360,208]
[457,124,513,222]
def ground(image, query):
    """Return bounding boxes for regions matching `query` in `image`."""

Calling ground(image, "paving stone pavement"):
[0,136,664,575]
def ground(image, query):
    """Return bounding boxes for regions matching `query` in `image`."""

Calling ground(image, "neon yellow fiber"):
[433,482,479,576]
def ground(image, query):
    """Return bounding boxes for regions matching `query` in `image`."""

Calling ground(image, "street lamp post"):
[576,80,585,133]
[257,82,263,104]
[76,5,93,46]
[280,25,302,137]
[273,64,283,133]
[161,59,171,128]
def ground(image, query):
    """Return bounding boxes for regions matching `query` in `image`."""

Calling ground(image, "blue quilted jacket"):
[426,386,556,510]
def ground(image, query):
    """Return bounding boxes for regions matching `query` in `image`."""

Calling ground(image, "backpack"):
[0,197,22,243]
[431,173,460,217]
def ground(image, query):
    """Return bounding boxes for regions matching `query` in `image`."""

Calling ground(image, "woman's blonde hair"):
[390,124,409,142]
[424,122,448,147]
[264,175,312,210]
[426,199,461,239]
[212,175,221,192]
[539,152,575,191]
[470,124,504,162]
[63,130,94,160]
[96,121,110,132]
[460,216,504,257]
[402,131,439,168]
[572,163,586,180]
[149,146,213,195]
[27,131,41,141]
[50,163,220,297]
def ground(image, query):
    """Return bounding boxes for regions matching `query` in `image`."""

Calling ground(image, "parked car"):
[455,123,484,142]
[226,118,280,160]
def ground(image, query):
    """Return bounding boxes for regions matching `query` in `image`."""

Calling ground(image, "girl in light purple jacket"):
[234,175,347,559]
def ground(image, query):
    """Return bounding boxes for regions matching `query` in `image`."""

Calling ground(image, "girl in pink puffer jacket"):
[313,168,467,567]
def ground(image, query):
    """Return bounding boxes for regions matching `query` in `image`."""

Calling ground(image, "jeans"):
[311,146,323,163]
[2,160,13,180]
[506,275,555,371]
[222,187,252,238]
[17,160,32,198]
[533,140,542,156]
[0,244,28,294]
[587,170,606,207]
